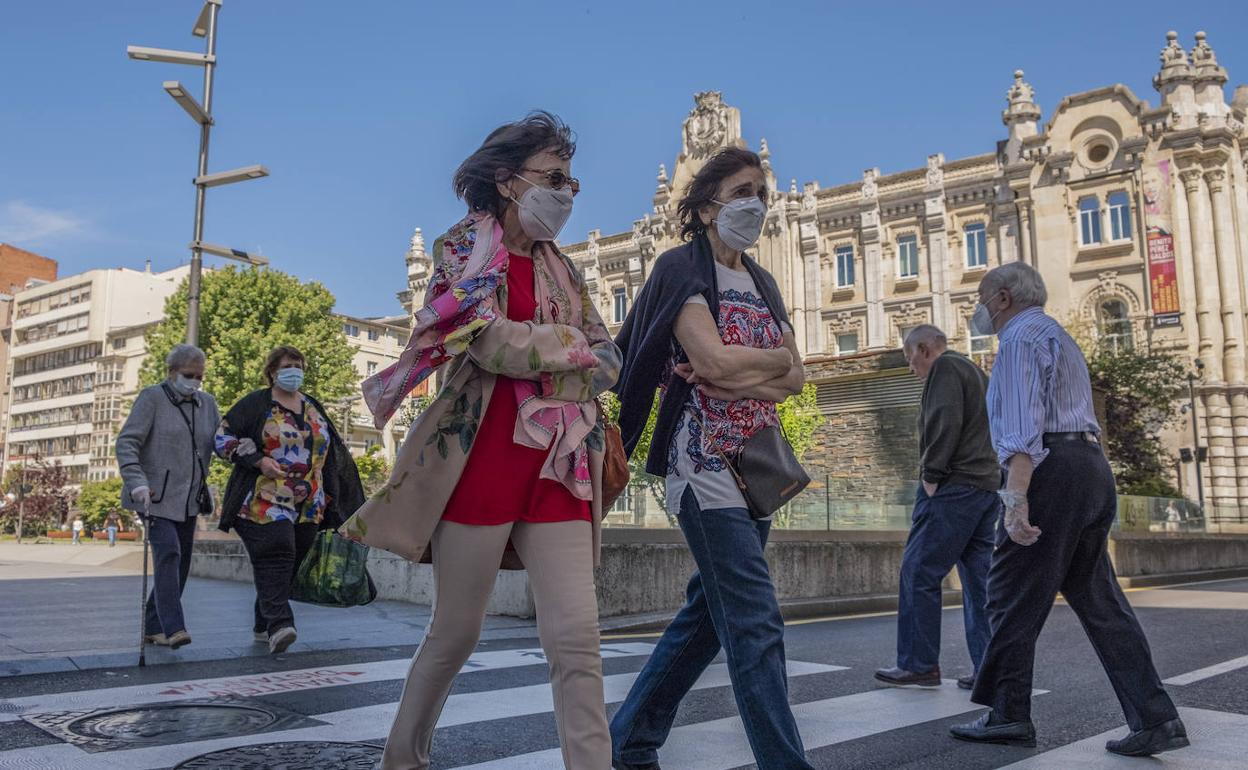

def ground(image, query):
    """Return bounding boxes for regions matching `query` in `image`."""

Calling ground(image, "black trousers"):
[235,518,318,635]
[971,441,1179,730]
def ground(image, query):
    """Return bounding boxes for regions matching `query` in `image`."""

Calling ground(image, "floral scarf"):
[362,212,609,499]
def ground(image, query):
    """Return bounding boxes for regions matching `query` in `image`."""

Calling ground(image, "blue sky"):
[2,1,1244,317]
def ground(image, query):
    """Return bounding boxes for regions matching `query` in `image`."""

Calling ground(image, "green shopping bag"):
[292,531,377,607]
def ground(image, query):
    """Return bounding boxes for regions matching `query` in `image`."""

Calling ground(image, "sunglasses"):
[519,168,581,196]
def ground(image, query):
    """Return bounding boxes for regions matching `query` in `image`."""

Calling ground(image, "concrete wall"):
[192,530,1248,621]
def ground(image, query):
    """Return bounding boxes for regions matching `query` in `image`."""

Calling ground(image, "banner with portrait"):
[1142,160,1181,327]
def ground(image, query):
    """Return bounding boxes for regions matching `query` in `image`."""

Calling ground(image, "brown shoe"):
[144,633,169,646]
[166,630,192,649]
[874,666,942,688]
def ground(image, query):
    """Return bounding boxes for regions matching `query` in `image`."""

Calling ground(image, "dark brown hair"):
[264,345,306,386]
[677,147,765,241]
[453,111,576,219]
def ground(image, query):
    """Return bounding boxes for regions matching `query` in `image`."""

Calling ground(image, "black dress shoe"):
[1105,717,1190,756]
[950,711,1036,747]
[956,673,975,690]
[612,759,660,770]
[874,666,941,688]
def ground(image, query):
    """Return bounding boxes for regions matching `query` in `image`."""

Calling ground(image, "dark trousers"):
[610,487,813,770]
[235,518,318,635]
[896,483,997,673]
[144,516,197,636]
[971,442,1179,730]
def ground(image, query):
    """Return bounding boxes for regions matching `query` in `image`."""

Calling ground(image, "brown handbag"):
[597,398,630,510]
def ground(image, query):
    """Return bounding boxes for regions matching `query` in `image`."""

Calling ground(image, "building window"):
[1107,191,1132,242]
[111,337,126,351]
[367,361,378,376]
[367,329,380,342]
[1098,299,1133,353]
[898,325,919,346]
[836,332,859,355]
[1079,196,1102,246]
[16,312,90,344]
[897,235,919,279]
[612,287,628,324]
[343,323,360,337]
[964,223,988,269]
[968,320,993,357]
[834,245,855,288]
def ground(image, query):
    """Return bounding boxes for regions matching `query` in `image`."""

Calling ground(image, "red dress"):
[441,252,591,526]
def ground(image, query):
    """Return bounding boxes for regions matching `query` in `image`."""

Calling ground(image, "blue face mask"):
[275,367,304,393]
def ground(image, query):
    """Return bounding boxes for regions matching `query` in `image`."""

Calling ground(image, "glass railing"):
[602,476,1206,534]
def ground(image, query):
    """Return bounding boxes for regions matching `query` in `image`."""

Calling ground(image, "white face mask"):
[712,197,767,252]
[172,374,202,397]
[511,176,574,241]
[971,294,1003,336]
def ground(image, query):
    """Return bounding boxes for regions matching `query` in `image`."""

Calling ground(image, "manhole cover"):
[175,741,383,769]
[23,698,322,753]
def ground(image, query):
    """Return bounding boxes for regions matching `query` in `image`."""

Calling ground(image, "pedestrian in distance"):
[215,345,365,655]
[71,516,83,545]
[117,343,219,650]
[106,510,121,547]
[949,262,1189,757]
[874,325,1000,691]
[339,111,621,770]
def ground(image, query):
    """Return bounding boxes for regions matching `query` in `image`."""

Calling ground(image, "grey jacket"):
[116,383,220,522]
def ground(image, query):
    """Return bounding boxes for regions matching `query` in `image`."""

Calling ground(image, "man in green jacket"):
[875,325,1001,690]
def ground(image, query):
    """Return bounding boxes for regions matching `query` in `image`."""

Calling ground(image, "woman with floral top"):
[215,345,364,655]
[609,147,812,770]
[339,111,621,770]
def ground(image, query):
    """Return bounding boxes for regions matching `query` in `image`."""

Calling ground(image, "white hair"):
[166,343,206,373]
[903,324,947,353]
[983,262,1047,308]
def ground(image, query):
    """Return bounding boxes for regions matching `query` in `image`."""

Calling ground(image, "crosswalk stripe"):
[0,643,657,724]
[1162,654,1248,686]
[1000,707,1246,768]
[457,680,1024,769]
[0,660,844,769]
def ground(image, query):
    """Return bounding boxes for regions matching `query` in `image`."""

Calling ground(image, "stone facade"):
[399,32,1248,523]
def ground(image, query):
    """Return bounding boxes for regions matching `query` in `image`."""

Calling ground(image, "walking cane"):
[138,508,150,667]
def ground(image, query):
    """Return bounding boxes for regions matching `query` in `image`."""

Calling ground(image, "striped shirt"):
[987,306,1100,468]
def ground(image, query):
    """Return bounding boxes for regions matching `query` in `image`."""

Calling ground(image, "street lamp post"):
[1187,359,1206,516]
[128,0,270,346]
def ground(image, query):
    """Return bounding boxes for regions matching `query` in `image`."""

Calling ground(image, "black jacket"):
[612,234,790,476]
[217,388,365,533]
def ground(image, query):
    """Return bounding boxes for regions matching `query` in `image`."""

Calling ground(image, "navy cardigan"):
[612,234,791,476]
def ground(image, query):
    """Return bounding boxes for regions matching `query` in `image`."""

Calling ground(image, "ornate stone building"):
[402,32,1248,524]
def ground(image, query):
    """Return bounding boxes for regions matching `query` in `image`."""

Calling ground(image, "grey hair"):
[983,261,1048,308]
[903,324,948,353]
[166,343,206,373]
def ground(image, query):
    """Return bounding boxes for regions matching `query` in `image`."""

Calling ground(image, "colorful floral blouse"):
[216,397,330,525]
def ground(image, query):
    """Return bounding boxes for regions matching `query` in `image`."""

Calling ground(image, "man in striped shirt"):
[949,262,1189,758]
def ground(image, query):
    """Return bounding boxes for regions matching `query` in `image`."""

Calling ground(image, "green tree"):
[139,267,360,500]
[1067,316,1187,496]
[777,382,824,461]
[76,477,125,529]
[353,444,391,497]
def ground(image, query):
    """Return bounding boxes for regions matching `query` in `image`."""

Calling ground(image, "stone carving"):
[408,227,425,257]
[684,91,729,160]
[802,182,818,212]
[1160,31,1188,69]
[925,154,944,189]
[1190,31,1218,69]
[587,229,600,259]
[1179,167,1204,193]
[1204,167,1227,192]
[861,168,879,200]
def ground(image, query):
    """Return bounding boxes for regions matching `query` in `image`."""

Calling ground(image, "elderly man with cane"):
[117,344,219,652]
[949,263,1189,757]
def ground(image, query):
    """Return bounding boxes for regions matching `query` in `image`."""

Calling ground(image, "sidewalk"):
[0,542,537,678]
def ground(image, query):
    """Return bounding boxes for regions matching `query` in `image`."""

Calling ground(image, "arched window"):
[1079,196,1102,246]
[1098,299,1133,353]
[1107,191,1132,242]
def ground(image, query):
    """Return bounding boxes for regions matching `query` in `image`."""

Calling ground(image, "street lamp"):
[128,0,270,346]
[1183,358,1207,516]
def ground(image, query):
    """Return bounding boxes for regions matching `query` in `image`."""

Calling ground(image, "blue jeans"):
[610,488,812,770]
[896,483,997,674]
[107,527,118,546]
[144,516,197,636]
